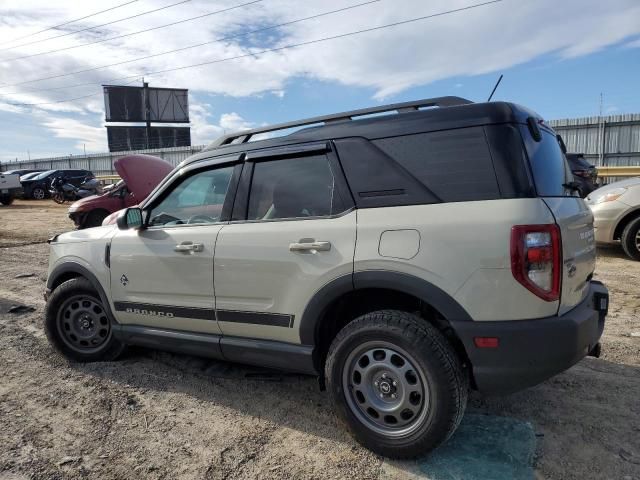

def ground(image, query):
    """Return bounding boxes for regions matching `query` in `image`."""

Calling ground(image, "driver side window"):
[148,165,234,227]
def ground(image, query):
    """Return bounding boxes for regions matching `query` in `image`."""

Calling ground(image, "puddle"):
[382,414,536,480]
[418,414,536,480]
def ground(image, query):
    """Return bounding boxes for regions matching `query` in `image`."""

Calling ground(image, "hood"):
[114,154,173,199]
[586,177,640,202]
[52,224,116,244]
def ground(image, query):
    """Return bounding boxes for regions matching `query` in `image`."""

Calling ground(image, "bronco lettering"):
[125,307,175,318]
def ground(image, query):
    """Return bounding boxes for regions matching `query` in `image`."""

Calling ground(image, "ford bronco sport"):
[44,97,608,458]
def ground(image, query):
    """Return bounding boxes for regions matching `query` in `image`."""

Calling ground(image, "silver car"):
[586,177,640,260]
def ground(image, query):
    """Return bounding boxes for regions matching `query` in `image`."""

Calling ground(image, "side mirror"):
[117,207,143,230]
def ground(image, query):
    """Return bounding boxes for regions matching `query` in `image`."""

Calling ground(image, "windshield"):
[520,127,573,197]
[33,170,56,180]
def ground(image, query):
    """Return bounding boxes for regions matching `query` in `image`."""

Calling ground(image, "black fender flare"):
[299,270,472,345]
[47,262,118,323]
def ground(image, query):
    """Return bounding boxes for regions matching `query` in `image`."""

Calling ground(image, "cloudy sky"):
[0,0,639,163]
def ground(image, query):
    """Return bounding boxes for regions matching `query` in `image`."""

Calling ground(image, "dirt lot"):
[0,200,639,479]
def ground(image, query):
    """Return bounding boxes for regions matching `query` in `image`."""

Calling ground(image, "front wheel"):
[0,194,13,205]
[45,277,125,362]
[621,216,640,261]
[52,192,65,204]
[325,310,468,458]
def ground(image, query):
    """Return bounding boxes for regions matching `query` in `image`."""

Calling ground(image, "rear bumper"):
[451,281,608,394]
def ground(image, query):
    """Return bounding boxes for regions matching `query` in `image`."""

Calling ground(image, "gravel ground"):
[0,200,639,479]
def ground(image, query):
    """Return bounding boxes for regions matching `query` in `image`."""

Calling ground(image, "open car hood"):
[114,154,173,199]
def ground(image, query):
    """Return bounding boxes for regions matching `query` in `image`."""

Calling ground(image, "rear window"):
[520,127,572,197]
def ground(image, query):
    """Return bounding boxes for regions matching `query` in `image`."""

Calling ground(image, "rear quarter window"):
[520,127,572,197]
[372,127,500,202]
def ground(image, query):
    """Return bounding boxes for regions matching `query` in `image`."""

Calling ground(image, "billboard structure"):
[106,126,191,152]
[103,82,190,151]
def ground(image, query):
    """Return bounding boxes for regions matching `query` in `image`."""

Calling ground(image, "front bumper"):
[588,200,627,244]
[451,281,608,394]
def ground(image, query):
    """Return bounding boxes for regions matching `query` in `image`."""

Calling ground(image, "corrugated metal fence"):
[2,113,639,179]
[0,145,206,176]
[549,113,640,168]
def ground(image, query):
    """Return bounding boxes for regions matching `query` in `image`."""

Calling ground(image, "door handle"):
[289,240,332,253]
[174,242,204,253]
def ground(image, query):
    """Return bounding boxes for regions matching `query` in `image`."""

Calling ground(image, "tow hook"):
[588,343,602,358]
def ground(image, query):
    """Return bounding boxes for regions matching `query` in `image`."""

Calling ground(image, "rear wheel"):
[0,194,13,205]
[325,310,468,458]
[32,187,46,200]
[52,192,65,204]
[621,216,640,261]
[45,277,125,362]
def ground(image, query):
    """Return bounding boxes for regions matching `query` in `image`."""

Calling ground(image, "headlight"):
[591,187,627,204]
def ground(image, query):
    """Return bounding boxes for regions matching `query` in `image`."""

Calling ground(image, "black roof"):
[184,97,542,167]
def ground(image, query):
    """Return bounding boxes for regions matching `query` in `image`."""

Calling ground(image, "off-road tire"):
[45,277,125,362]
[84,210,109,228]
[621,216,640,261]
[325,309,468,458]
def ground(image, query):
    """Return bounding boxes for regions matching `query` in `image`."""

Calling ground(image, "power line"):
[0,0,379,89]
[0,0,140,46]
[0,0,192,53]
[2,0,264,63]
[0,0,504,107]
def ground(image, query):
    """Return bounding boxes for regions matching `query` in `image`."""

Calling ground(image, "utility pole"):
[143,79,151,150]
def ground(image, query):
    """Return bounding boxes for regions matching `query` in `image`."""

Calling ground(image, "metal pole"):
[144,81,151,150]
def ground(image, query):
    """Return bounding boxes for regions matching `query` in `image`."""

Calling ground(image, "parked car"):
[0,172,22,205]
[566,153,598,197]
[69,154,173,229]
[19,171,44,181]
[44,97,608,458]
[1,168,41,176]
[21,169,93,200]
[586,177,640,260]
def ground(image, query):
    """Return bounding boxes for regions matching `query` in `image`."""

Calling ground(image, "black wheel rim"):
[342,341,429,437]
[56,294,111,353]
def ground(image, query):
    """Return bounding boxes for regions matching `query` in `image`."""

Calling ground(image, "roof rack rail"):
[207,96,473,148]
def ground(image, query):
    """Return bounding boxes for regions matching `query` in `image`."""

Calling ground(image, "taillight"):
[510,224,561,301]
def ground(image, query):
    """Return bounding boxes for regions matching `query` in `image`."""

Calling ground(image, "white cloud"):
[1,0,640,156]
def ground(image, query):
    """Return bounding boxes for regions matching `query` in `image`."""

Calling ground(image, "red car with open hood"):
[68,154,173,229]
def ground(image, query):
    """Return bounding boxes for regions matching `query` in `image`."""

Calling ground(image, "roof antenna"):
[487,74,503,102]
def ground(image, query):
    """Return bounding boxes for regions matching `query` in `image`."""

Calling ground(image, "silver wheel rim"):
[33,188,45,199]
[635,231,640,251]
[57,294,111,354]
[342,341,429,437]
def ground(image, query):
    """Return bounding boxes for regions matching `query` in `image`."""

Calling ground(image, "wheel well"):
[613,209,640,240]
[50,271,82,291]
[313,288,470,377]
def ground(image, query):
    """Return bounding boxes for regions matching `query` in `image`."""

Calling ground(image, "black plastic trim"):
[450,281,608,394]
[112,325,317,374]
[221,337,316,374]
[217,310,293,328]
[46,262,117,323]
[245,142,329,161]
[299,271,472,345]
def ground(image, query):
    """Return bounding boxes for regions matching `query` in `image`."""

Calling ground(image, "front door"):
[214,150,356,344]
[109,162,237,335]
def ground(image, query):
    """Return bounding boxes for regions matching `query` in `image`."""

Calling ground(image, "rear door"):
[213,144,356,344]
[521,126,596,314]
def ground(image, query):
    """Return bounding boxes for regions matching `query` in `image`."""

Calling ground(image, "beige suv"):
[44,97,609,458]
